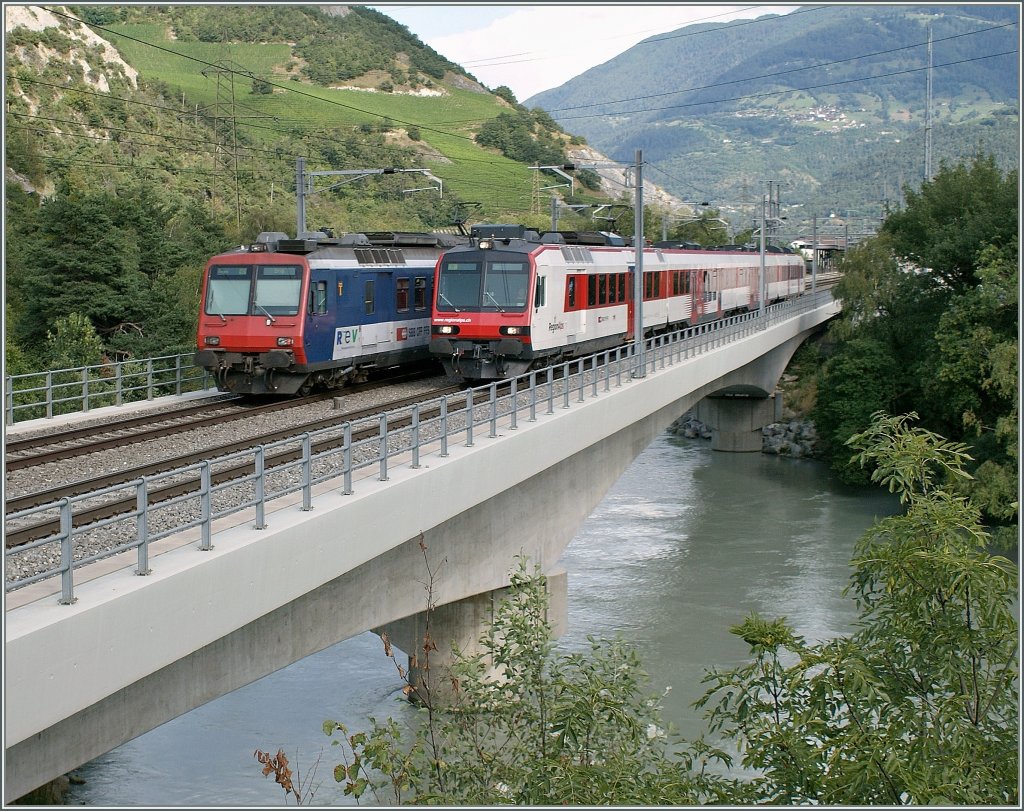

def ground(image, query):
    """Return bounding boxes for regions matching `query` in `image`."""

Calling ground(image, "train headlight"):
[478,239,493,249]
[499,326,530,336]
[277,337,294,346]
[436,325,457,335]
[204,336,220,346]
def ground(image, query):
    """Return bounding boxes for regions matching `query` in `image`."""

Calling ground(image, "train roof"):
[214,230,468,257]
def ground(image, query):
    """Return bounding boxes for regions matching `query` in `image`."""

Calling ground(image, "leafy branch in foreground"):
[323,556,739,805]
[257,413,1017,805]
[698,411,1019,805]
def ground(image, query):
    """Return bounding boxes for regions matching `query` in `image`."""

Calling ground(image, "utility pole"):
[758,192,766,319]
[925,24,933,182]
[295,157,306,237]
[632,149,645,378]
[550,195,559,232]
[811,215,818,295]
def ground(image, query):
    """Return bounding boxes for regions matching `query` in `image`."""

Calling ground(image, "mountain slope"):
[526,4,1019,227]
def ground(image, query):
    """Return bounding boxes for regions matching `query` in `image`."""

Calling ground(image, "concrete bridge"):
[4,293,839,801]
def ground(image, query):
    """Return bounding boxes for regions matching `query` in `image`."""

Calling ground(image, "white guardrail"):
[4,293,836,603]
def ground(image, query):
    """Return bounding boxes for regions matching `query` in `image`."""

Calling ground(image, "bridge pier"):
[375,569,567,705]
[694,392,783,452]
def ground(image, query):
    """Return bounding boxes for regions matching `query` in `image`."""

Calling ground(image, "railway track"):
[4,366,443,471]
[4,381,497,548]
[6,292,840,553]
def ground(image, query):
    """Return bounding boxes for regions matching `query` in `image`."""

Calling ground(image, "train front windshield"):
[436,254,530,312]
[205,265,303,318]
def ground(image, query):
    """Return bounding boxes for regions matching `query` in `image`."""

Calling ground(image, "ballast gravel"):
[4,370,593,593]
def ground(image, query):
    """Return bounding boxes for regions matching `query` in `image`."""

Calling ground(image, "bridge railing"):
[5,292,836,603]
[4,352,217,426]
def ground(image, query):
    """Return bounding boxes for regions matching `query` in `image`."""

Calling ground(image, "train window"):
[414,277,427,310]
[567,276,576,309]
[682,272,690,295]
[310,281,328,315]
[205,265,251,316]
[617,273,626,302]
[436,260,481,311]
[484,261,530,310]
[534,275,546,308]
[598,274,607,305]
[254,265,302,316]
[588,275,597,306]
[396,278,410,312]
[364,280,375,315]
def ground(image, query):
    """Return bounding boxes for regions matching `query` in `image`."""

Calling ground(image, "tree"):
[319,558,738,806]
[666,209,730,246]
[698,412,1019,805]
[927,239,1019,535]
[815,156,1018,515]
[881,154,1017,293]
[43,312,105,369]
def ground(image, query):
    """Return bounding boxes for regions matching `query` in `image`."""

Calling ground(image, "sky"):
[368,3,801,101]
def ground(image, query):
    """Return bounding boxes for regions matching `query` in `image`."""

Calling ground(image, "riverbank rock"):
[668,412,820,458]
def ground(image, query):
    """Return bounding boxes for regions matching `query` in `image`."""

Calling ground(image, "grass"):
[104,25,542,218]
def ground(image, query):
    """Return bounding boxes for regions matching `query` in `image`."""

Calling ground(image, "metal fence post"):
[577,359,585,403]
[342,423,353,494]
[146,358,155,401]
[6,376,13,425]
[509,376,518,430]
[378,415,389,481]
[439,395,449,457]
[488,382,498,438]
[546,366,555,414]
[57,498,76,605]
[175,355,183,397]
[254,446,266,529]
[465,389,475,447]
[301,434,313,509]
[116,363,124,406]
[529,371,537,422]
[199,461,213,550]
[82,367,90,413]
[46,370,53,419]
[411,404,421,468]
[563,362,571,409]
[136,478,151,575]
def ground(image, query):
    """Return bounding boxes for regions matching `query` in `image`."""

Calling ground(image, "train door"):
[625,264,635,340]
[331,270,384,362]
[304,267,334,365]
[393,270,432,355]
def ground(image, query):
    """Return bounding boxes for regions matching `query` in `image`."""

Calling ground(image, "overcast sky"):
[368,3,801,101]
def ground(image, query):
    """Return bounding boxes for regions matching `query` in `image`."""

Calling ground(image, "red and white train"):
[429,224,805,382]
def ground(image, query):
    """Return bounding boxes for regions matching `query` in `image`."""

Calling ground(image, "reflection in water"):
[65,434,898,806]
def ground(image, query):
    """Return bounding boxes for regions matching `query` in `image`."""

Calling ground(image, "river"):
[64,432,899,806]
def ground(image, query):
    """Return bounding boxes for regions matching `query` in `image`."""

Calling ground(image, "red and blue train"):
[428,224,806,382]
[194,230,466,394]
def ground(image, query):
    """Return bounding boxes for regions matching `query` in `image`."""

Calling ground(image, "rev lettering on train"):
[336,327,360,346]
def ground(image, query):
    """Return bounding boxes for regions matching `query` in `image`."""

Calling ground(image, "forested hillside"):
[527,4,1019,226]
[3,4,620,370]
